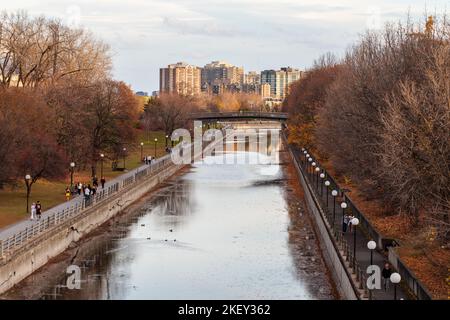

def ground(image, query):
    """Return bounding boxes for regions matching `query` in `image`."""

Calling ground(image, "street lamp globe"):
[312,162,316,167]
[154,138,158,142]
[325,181,330,187]
[301,147,305,151]
[351,218,359,226]
[166,135,169,139]
[25,174,31,180]
[367,240,377,250]
[332,190,338,197]
[100,153,104,158]
[390,273,401,284]
[140,142,144,146]
[123,147,127,151]
[70,162,75,168]
[320,173,325,179]
[308,158,313,162]
[315,167,320,172]
[306,154,310,158]
[340,202,347,209]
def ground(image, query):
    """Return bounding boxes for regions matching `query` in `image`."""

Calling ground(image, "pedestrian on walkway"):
[77,182,82,195]
[101,177,106,189]
[93,176,98,188]
[36,201,42,220]
[347,215,355,232]
[65,187,71,201]
[84,185,91,201]
[30,202,36,220]
[343,214,350,233]
[382,262,392,291]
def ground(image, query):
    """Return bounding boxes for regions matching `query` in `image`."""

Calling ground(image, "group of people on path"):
[30,201,42,220]
[342,213,357,233]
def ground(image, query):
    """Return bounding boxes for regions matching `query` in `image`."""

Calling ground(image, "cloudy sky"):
[2,0,448,92]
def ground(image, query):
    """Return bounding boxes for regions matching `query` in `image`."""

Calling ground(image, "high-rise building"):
[245,71,260,85]
[260,67,304,99]
[201,61,244,94]
[159,62,201,96]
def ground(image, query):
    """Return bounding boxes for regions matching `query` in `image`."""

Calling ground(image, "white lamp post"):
[324,180,331,207]
[390,272,401,300]
[341,202,347,234]
[332,190,338,223]
[70,162,75,188]
[25,174,32,212]
[351,217,360,267]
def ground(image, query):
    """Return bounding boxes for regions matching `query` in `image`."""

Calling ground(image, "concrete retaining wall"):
[287,147,359,300]
[0,163,183,295]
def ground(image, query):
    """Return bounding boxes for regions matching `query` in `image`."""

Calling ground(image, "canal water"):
[4,135,336,300]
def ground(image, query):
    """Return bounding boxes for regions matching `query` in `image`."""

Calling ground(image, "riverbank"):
[0,131,170,229]
[1,167,190,300]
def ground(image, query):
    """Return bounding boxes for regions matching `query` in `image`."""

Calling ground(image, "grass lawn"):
[0,130,172,229]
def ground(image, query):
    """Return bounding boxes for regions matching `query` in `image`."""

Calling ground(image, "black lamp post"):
[140,142,144,162]
[123,147,127,169]
[341,201,347,234]
[390,273,401,300]
[351,217,360,267]
[319,173,325,195]
[367,240,376,300]
[100,153,105,178]
[70,162,75,188]
[154,138,158,158]
[165,135,169,148]
[325,180,330,207]
[25,174,31,213]
[332,190,338,226]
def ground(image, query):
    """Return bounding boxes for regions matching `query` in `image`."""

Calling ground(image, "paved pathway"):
[0,157,166,242]
[292,148,408,300]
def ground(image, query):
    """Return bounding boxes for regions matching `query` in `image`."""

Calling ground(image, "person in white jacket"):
[30,202,36,220]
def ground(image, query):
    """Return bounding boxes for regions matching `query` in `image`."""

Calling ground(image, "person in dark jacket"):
[382,262,392,291]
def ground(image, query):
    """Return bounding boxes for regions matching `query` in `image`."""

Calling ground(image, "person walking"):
[101,177,106,189]
[93,176,98,188]
[77,182,82,195]
[84,185,91,203]
[36,201,42,220]
[343,214,350,233]
[30,202,36,220]
[382,262,392,291]
[65,187,71,201]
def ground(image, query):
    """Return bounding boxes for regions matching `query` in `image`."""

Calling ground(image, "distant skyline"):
[3,0,448,92]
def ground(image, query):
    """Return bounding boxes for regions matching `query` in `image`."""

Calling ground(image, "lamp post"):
[308,157,312,174]
[25,174,31,213]
[332,190,338,225]
[70,162,75,188]
[312,161,316,180]
[341,202,348,234]
[154,138,158,158]
[100,153,105,178]
[165,135,169,148]
[390,273,401,300]
[140,142,144,162]
[367,240,377,300]
[325,180,330,207]
[303,150,307,166]
[319,173,325,195]
[315,167,320,189]
[123,147,127,169]
[351,217,360,267]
